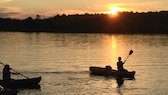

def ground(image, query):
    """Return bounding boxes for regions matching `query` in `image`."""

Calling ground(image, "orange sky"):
[0,0,168,19]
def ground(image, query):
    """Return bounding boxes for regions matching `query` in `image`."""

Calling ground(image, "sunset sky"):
[0,0,168,19]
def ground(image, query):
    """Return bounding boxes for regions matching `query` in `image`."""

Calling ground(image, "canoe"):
[0,77,41,89]
[89,66,135,79]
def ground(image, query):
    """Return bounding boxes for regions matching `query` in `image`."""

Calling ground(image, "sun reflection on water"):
[109,35,125,67]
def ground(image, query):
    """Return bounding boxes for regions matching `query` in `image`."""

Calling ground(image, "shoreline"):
[0,11,168,34]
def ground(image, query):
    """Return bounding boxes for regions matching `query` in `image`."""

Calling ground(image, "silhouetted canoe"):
[0,77,41,89]
[89,66,135,79]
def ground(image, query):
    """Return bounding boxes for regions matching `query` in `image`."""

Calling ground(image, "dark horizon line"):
[1,11,168,34]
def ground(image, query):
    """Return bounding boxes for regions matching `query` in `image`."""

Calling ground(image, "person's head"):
[118,57,121,61]
[4,64,10,69]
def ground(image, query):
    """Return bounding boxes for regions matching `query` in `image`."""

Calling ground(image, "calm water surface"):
[0,32,168,95]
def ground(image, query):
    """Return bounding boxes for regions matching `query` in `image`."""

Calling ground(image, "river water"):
[0,32,167,95]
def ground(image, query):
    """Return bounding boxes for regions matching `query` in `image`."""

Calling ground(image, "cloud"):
[106,2,168,12]
[0,6,55,19]
[0,6,26,19]
[0,0,12,3]
[42,9,95,17]
[0,12,19,17]
[0,6,20,12]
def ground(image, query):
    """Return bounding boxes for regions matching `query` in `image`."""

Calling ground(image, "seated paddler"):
[117,57,128,72]
[2,64,19,82]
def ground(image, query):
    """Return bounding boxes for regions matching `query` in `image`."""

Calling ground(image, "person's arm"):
[11,72,20,75]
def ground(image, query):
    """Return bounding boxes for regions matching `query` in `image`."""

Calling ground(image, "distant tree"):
[24,16,33,21]
[84,13,89,15]
[36,14,41,19]
[62,14,66,17]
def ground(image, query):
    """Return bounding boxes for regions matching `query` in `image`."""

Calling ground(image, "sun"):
[109,7,122,15]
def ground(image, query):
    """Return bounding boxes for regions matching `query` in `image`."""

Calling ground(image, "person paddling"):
[2,64,19,82]
[117,57,128,72]
[3,65,11,82]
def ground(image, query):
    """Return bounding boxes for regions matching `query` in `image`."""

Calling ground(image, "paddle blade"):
[129,50,133,55]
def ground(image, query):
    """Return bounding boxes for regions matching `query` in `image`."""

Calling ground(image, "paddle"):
[0,62,29,79]
[123,50,133,63]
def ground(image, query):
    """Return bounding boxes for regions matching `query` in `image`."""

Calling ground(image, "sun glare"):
[109,7,122,15]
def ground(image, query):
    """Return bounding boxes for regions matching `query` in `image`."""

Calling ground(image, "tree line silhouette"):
[0,11,168,34]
